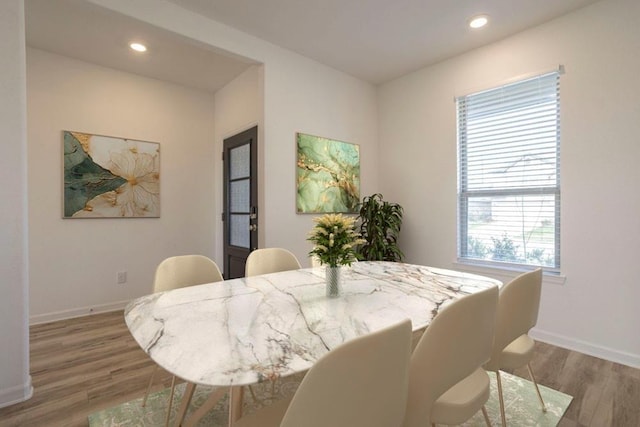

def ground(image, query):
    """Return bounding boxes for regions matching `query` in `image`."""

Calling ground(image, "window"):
[457,71,560,270]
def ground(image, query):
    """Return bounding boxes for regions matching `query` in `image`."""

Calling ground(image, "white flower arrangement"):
[307,213,365,268]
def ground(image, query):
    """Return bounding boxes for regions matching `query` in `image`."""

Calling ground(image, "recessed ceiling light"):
[129,42,147,53]
[469,15,489,29]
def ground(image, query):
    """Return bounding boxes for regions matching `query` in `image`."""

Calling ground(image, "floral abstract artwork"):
[296,133,360,213]
[63,131,160,218]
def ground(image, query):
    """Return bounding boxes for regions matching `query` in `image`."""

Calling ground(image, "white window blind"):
[457,71,560,270]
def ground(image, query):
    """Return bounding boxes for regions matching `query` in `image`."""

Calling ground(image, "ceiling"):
[166,0,600,84]
[25,0,256,93]
[26,0,600,92]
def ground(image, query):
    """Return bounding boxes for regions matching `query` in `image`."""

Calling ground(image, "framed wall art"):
[63,131,160,218]
[296,132,360,213]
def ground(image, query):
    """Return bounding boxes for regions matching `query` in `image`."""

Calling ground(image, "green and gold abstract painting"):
[296,133,360,213]
[63,131,160,218]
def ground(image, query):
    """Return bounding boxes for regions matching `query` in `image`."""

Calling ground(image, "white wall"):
[92,0,380,267]
[261,48,379,263]
[378,0,640,367]
[27,48,217,321]
[0,0,32,408]
[16,0,639,370]
[25,0,379,319]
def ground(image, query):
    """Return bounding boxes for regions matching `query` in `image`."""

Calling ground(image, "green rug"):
[89,371,572,426]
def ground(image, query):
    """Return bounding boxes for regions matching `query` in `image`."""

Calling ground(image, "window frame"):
[456,71,561,272]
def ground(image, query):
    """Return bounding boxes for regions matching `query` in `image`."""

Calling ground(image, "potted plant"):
[308,213,365,297]
[357,193,404,262]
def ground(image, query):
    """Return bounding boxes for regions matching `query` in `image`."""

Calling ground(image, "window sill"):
[452,260,566,286]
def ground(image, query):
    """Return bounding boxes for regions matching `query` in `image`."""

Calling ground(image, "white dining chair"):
[142,254,223,427]
[244,248,302,402]
[309,254,322,268]
[234,319,413,427]
[403,285,499,427]
[245,247,301,277]
[484,268,546,427]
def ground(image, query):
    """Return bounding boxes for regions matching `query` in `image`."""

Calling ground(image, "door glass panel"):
[230,144,250,180]
[230,179,250,213]
[230,214,250,248]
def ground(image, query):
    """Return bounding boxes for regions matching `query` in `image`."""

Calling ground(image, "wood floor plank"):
[562,351,613,425]
[557,418,587,427]
[0,310,638,426]
[32,346,152,389]
[0,390,87,427]
[590,370,640,427]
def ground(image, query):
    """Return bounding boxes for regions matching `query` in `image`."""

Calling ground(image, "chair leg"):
[481,405,492,427]
[164,375,177,427]
[142,364,159,407]
[496,371,507,427]
[527,363,547,413]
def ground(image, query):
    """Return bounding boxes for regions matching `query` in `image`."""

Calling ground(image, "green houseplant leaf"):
[356,193,404,261]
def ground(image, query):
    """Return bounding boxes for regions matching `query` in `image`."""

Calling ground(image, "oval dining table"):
[125,261,501,427]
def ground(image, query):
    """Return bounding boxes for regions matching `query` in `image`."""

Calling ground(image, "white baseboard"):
[452,261,639,368]
[0,376,33,409]
[29,300,130,325]
[531,327,640,369]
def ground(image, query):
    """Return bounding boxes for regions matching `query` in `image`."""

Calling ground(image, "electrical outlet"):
[117,271,127,284]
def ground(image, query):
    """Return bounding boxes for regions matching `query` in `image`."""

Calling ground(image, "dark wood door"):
[223,126,258,279]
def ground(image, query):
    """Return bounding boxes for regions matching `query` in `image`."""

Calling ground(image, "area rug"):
[89,371,572,426]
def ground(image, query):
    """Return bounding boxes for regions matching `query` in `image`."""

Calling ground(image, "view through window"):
[457,71,561,269]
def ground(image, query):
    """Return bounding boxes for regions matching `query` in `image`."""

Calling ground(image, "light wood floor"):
[509,342,640,427]
[0,310,638,426]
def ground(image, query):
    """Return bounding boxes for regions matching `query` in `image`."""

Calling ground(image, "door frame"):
[222,126,258,278]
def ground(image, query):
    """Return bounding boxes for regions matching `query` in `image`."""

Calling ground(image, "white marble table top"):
[125,261,501,387]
